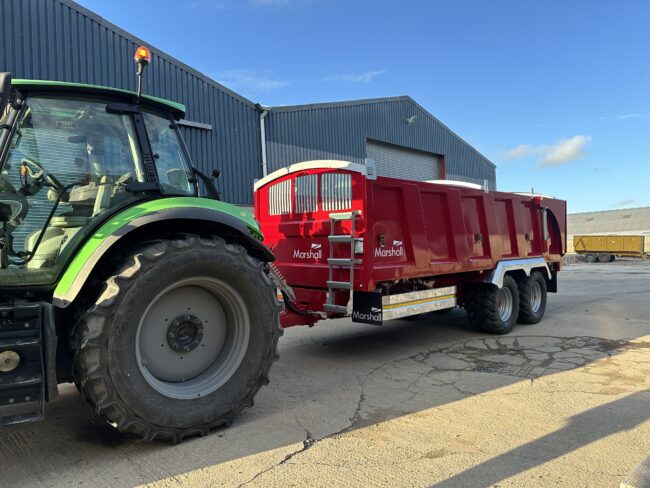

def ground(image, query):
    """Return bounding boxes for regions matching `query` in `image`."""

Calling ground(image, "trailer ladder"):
[324,211,361,315]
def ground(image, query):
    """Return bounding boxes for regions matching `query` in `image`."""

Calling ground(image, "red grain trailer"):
[255,161,566,334]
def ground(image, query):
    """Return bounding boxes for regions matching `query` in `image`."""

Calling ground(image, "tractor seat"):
[50,214,90,228]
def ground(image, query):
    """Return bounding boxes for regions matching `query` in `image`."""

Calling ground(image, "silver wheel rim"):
[496,286,514,322]
[530,279,542,313]
[136,277,250,400]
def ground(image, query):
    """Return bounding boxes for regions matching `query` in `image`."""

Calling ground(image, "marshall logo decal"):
[352,292,383,325]
[375,239,404,258]
[293,243,322,260]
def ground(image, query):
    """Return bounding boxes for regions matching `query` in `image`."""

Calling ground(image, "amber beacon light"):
[134,45,151,98]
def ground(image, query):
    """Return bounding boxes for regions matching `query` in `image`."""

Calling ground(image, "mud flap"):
[352,292,383,325]
[0,303,55,426]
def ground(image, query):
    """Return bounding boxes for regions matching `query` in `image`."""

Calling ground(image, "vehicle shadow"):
[431,390,650,488]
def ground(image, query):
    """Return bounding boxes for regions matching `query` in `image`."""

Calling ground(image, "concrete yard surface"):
[2,261,650,487]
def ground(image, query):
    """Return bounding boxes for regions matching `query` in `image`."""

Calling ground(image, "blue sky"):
[79,0,649,213]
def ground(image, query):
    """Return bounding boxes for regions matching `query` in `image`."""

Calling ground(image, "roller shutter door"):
[366,140,440,181]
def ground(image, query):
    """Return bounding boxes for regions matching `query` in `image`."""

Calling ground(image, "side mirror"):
[191,167,221,201]
[0,72,12,112]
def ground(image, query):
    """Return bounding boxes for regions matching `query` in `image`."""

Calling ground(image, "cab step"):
[0,304,47,426]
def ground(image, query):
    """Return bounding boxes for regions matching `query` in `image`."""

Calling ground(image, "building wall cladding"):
[265,97,497,189]
[1,0,496,204]
[0,0,261,204]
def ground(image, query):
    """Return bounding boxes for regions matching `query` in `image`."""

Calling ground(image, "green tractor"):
[0,48,282,442]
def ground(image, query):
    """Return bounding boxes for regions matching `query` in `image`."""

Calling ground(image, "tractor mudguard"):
[53,197,273,308]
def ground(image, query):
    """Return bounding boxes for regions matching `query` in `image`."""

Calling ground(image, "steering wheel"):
[21,157,65,194]
[0,174,28,226]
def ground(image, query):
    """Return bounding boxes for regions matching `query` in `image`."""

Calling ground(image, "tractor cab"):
[0,73,195,287]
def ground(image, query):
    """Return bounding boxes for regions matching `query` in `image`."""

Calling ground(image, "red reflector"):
[134,45,151,64]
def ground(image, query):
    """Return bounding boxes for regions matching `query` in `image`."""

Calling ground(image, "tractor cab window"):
[142,111,194,196]
[0,95,145,280]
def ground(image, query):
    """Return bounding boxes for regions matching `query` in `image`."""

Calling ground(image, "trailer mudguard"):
[52,197,273,308]
[487,257,551,288]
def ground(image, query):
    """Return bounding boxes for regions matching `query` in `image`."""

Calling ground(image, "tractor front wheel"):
[72,235,282,442]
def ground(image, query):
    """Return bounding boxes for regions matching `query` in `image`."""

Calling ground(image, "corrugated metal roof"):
[568,207,650,235]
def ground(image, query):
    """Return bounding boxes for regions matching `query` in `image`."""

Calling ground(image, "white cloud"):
[504,144,539,160]
[322,70,386,83]
[216,69,290,91]
[541,135,591,166]
[504,135,592,167]
[615,113,645,119]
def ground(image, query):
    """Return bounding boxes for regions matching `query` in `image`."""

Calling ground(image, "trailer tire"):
[466,275,519,335]
[72,235,282,443]
[516,271,547,324]
[598,253,611,263]
[586,254,596,263]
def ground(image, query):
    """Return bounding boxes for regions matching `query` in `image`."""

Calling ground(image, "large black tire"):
[465,275,519,335]
[598,253,611,263]
[72,235,282,442]
[516,271,547,324]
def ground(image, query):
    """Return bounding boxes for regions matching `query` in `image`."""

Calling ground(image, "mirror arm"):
[192,167,221,201]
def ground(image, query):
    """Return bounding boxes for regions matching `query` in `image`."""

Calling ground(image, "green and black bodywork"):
[0,73,282,441]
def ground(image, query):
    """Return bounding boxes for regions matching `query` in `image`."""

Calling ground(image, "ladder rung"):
[329,235,354,243]
[329,211,358,221]
[328,258,361,266]
[327,281,352,290]
[324,304,349,314]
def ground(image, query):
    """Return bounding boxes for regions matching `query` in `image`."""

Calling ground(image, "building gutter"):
[258,106,270,177]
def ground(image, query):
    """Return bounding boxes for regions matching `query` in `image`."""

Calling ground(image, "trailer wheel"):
[516,271,547,324]
[586,254,596,263]
[598,253,611,263]
[465,275,519,335]
[72,235,282,442]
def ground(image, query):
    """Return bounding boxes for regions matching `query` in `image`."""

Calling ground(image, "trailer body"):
[573,234,648,261]
[254,161,566,328]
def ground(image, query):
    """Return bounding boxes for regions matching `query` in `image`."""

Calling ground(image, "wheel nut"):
[0,351,20,373]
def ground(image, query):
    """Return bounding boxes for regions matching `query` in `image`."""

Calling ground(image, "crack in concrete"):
[239,334,646,486]
[236,429,315,488]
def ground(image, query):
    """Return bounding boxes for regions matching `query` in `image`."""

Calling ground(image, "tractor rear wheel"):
[72,235,282,442]
[465,275,519,335]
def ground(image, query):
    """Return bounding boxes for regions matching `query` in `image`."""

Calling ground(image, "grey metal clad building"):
[1,0,497,205]
[265,97,496,188]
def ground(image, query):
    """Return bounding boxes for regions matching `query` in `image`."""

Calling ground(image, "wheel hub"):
[167,315,204,353]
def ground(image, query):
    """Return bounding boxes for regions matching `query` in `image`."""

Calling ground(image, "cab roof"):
[11,79,186,119]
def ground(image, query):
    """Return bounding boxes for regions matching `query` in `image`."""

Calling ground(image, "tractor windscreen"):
[0,95,147,283]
